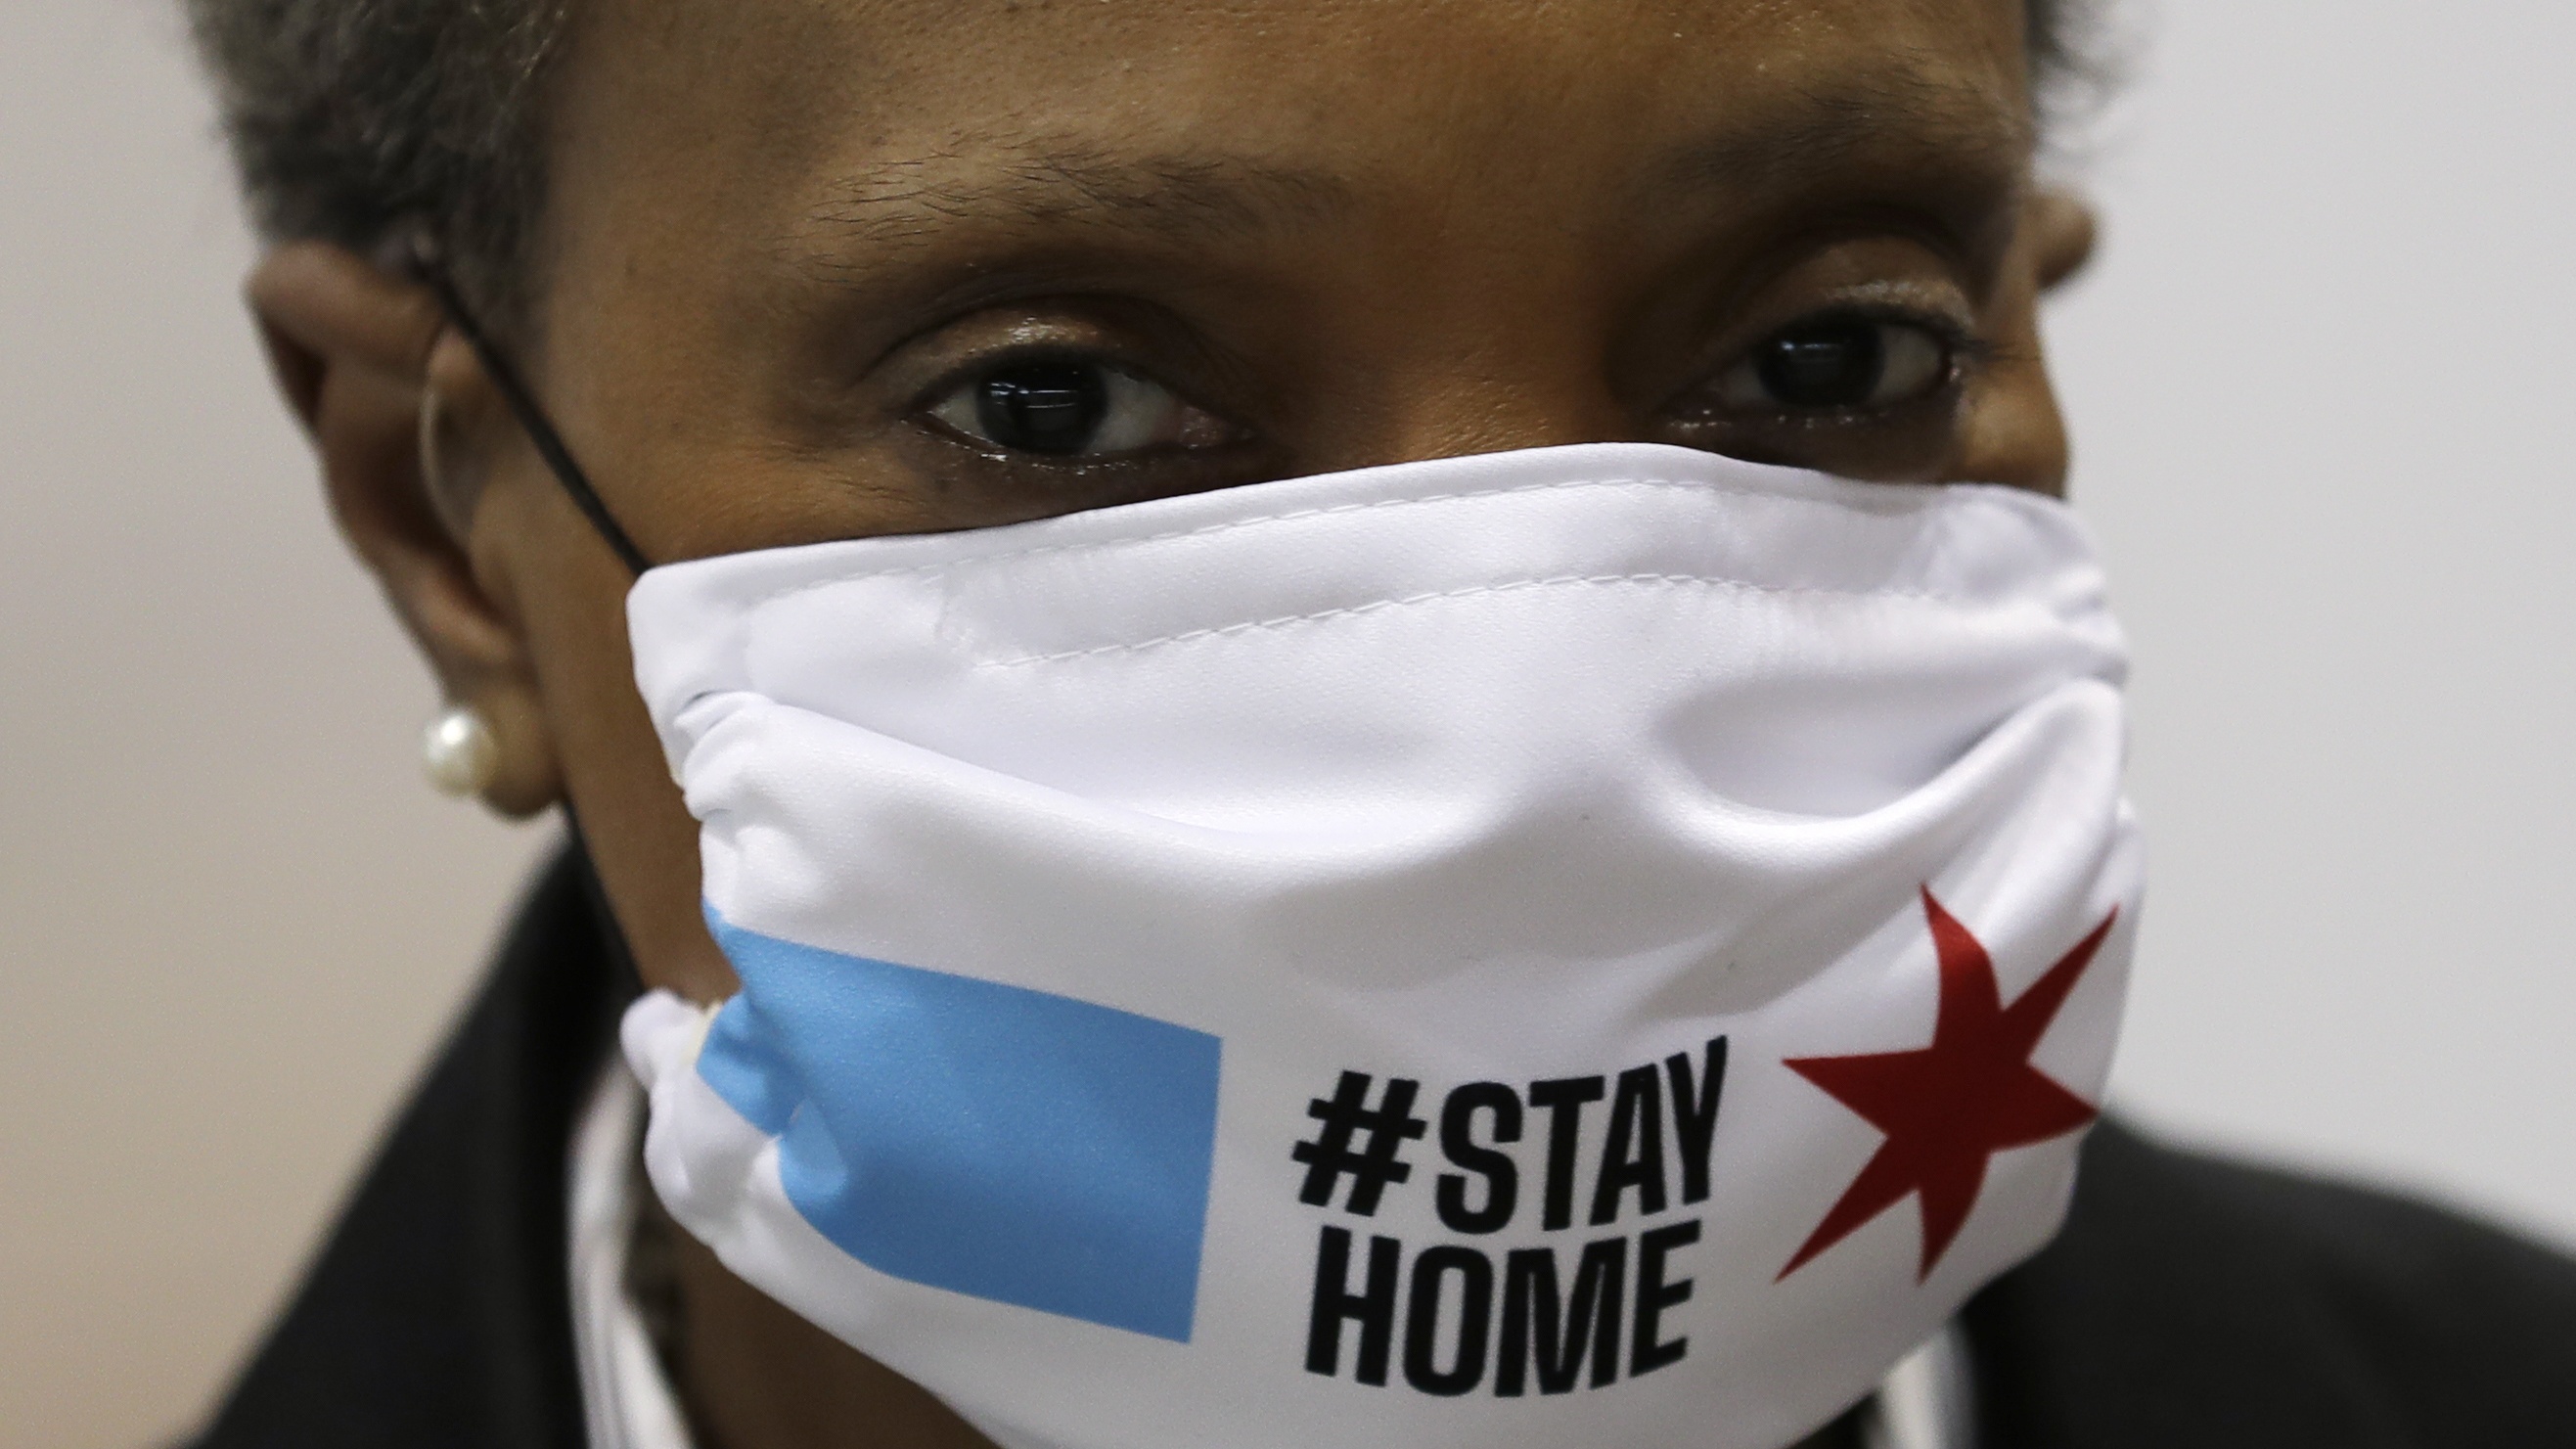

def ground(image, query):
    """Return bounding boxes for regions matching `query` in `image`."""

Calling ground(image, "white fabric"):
[1862,1325,1977,1449]
[567,1060,1970,1449]
[620,441,2139,1449]
[569,1064,695,1449]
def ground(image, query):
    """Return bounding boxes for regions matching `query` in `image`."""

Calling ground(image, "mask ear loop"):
[405,234,653,578]
[401,237,666,996]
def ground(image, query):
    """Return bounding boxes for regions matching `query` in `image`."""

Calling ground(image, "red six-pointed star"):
[1779,888,2118,1283]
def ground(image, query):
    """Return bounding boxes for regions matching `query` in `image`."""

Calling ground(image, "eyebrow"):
[1660,70,2033,198]
[786,67,2029,284]
[800,141,1354,252]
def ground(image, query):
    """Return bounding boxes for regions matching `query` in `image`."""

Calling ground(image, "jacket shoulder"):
[191,845,631,1449]
[1968,1121,2576,1449]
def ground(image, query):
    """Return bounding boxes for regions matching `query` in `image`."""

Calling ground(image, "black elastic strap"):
[409,240,653,577]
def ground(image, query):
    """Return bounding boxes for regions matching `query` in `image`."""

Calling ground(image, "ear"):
[249,241,563,816]
[2028,188,2100,293]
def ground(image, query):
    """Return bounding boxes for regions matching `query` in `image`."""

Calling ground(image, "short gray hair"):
[187,0,571,332]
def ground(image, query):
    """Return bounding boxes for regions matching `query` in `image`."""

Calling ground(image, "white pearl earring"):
[422,703,500,798]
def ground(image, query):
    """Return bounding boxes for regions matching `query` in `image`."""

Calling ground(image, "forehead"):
[548,0,2032,264]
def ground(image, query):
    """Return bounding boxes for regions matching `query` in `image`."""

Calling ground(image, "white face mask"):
[619,441,2141,1449]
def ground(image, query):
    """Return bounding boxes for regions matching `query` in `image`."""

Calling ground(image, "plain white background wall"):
[2046,0,2576,1247]
[3,1,2570,1445]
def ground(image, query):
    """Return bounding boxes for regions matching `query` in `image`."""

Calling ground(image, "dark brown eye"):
[972,364,1109,454]
[926,358,1239,458]
[1714,317,1953,412]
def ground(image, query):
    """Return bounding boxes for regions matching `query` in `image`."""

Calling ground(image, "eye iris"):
[1754,319,1887,409]
[974,364,1110,454]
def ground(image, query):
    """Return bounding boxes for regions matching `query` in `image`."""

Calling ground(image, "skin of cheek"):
[459,442,743,1003]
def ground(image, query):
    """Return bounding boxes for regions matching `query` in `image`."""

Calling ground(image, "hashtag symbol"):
[1291,1070,1428,1215]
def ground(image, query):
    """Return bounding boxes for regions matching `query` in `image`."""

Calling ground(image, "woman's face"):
[264,0,2089,1002]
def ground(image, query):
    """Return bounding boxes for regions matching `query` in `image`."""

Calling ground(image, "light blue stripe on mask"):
[698,909,1224,1343]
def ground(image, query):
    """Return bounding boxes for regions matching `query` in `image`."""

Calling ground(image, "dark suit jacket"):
[195,847,2576,1447]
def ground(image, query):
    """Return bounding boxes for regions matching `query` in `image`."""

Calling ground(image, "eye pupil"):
[1754,319,1887,408]
[975,364,1109,454]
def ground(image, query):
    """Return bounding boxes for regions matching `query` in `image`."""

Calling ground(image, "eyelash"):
[1737,305,1990,397]
[910,343,1111,419]
[1839,305,1991,368]
[915,342,1244,464]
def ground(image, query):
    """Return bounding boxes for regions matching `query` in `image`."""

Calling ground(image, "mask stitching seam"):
[717,475,2044,613]
[972,570,2002,668]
